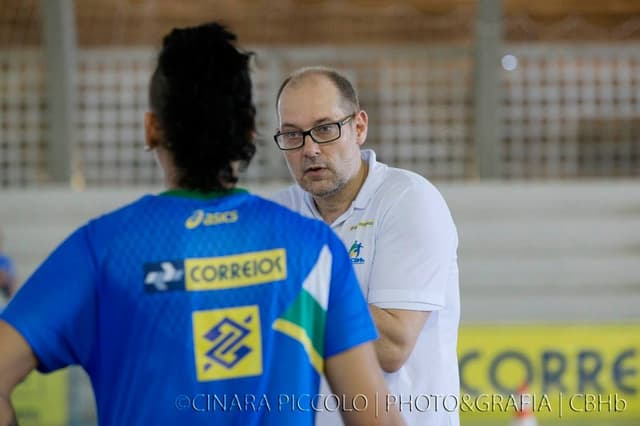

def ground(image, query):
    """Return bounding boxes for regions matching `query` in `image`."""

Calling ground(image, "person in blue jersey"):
[0,23,403,426]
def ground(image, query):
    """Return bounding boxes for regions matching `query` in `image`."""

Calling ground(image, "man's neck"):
[314,159,369,224]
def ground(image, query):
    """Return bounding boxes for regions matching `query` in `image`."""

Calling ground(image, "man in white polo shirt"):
[270,66,460,426]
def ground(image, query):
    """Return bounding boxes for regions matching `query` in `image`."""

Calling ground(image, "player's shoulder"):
[88,194,156,229]
[244,194,345,266]
[49,195,157,264]
[247,192,329,234]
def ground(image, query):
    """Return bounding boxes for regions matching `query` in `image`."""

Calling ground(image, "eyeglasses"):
[273,113,355,151]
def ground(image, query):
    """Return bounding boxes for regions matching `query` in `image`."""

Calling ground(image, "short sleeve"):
[324,231,378,358]
[0,226,98,372]
[367,182,458,311]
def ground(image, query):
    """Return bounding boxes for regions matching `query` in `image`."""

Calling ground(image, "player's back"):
[91,190,336,425]
[3,189,375,425]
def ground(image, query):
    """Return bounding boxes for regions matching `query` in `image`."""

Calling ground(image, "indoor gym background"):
[0,0,639,425]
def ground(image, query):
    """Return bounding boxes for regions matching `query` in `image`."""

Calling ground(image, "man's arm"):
[369,306,429,373]
[0,320,38,426]
[325,342,405,426]
[366,180,457,374]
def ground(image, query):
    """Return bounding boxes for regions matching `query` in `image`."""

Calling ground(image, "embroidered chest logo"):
[348,240,365,264]
[348,219,375,231]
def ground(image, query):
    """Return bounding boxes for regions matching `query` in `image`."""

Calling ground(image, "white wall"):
[2,181,639,323]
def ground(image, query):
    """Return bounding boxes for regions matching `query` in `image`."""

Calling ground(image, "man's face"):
[277,75,366,198]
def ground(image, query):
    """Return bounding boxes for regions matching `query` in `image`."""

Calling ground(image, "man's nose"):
[301,133,321,157]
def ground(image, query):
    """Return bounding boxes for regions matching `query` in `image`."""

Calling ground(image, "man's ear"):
[144,111,163,150]
[354,110,368,146]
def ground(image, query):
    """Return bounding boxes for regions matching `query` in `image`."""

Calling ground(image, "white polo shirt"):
[271,149,460,426]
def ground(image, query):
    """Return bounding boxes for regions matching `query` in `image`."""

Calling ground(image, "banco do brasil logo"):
[193,305,263,382]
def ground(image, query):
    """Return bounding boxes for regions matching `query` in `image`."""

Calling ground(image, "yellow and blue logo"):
[348,240,365,264]
[192,305,262,382]
[143,249,287,293]
[185,249,286,291]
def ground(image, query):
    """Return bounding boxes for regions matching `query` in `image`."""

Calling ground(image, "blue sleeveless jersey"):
[1,190,377,425]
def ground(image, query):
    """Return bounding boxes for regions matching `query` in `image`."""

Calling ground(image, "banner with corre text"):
[457,324,639,423]
[12,370,68,426]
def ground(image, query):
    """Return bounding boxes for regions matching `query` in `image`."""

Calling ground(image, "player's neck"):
[162,157,239,191]
[314,160,368,225]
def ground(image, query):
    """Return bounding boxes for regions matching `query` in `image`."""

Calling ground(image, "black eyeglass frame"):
[273,113,356,151]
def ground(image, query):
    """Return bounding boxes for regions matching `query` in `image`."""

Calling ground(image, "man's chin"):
[309,185,341,199]
[298,179,332,197]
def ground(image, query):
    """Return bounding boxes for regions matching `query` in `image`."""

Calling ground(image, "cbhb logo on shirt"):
[348,241,365,264]
[193,305,262,381]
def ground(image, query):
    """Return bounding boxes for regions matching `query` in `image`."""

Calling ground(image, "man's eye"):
[283,131,301,140]
[315,125,334,135]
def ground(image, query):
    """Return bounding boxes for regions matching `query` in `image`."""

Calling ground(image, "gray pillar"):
[261,50,288,180]
[40,0,77,184]
[473,0,503,179]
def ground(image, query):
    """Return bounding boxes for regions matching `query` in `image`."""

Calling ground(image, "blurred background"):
[0,0,638,425]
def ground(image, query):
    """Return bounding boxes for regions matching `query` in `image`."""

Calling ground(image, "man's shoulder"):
[376,166,443,203]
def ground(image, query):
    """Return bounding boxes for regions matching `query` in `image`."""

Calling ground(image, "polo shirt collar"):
[352,149,387,210]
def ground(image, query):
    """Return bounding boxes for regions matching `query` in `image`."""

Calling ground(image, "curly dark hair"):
[149,22,256,192]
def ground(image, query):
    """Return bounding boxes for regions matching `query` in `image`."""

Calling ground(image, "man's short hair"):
[276,66,360,115]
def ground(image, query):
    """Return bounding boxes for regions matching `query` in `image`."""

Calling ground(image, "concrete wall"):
[1,181,639,323]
